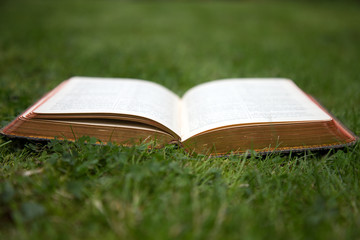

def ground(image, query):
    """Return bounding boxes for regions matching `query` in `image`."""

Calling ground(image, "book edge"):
[203,96,358,156]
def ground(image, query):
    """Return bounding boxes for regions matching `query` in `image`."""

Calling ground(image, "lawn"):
[0,0,360,239]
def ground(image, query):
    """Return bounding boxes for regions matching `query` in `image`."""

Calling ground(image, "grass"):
[0,0,360,239]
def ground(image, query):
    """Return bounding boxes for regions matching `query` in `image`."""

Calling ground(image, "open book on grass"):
[1,77,357,155]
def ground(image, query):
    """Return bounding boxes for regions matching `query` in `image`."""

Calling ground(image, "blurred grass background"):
[0,0,359,239]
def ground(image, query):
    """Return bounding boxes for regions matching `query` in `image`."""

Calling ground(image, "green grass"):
[1,0,360,239]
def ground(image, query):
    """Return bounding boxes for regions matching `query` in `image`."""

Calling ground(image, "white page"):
[181,79,331,141]
[35,77,181,136]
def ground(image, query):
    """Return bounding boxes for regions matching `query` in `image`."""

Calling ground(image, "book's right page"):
[180,79,332,141]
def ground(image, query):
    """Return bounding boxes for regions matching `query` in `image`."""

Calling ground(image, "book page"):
[35,77,181,136]
[181,79,332,141]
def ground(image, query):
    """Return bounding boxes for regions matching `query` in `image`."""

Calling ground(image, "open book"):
[1,77,357,155]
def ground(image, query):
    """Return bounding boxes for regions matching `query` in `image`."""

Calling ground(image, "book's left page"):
[34,77,182,137]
